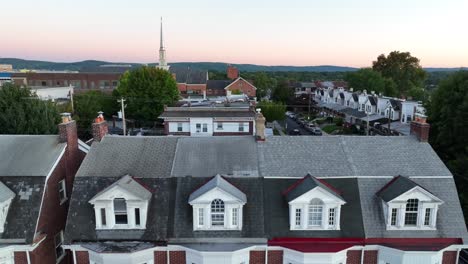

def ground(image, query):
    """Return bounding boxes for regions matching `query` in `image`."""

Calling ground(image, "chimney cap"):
[60,112,72,123]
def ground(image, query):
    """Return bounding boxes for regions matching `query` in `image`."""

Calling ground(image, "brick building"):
[63,116,467,264]
[0,115,87,264]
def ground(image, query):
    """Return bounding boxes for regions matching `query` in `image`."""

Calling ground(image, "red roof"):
[268,237,462,253]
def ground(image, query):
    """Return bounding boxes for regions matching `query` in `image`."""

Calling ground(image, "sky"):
[2,0,468,67]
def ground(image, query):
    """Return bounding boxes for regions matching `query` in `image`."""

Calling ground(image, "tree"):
[0,83,60,134]
[345,68,397,97]
[73,90,119,139]
[114,66,179,124]
[257,101,286,122]
[272,80,293,103]
[252,72,276,99]
[427,71,468,220]
[372,51,427,98]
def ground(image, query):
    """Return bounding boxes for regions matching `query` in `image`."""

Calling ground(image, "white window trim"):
[58,179,67,204]
[191,202,244,231]
[55,230,65,263]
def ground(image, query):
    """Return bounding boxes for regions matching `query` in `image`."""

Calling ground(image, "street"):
[284,117,313,135]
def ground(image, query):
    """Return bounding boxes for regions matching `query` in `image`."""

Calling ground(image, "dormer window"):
[211,199,225,226]
[114,198,128,225]
[189,175,246,231]
[377,176,443,230]
[0,182,15,233]
[89,175,152,230]
[283,175,346,231]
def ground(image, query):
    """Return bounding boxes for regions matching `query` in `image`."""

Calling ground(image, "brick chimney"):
[59,113,78,149]
[227,65,239,80]
[255,108,266,141]
[92,111,108,142]
[410,113,430,142]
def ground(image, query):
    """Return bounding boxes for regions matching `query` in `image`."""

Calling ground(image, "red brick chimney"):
[227,65,239,80]
[92,111,108,142]
[255,109,266,141]
[410,113,430,142]
[59,113,78,148]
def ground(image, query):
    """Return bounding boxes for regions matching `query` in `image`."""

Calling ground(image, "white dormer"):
[188,175,246,231]
[89,175,152,230]
[377,176,443,230]
[284,175,346,231]
[0,182,15,233]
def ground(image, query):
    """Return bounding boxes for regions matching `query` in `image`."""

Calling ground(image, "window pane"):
[198,208,204,226]
[424,208,431,226]
[390,208,397,226]
[404,199,419,225]
[114,198,127,213]
[101,208,106,226]
[211,199,224,226]
[308,200,323,227]
[115,214,128,224]
[232,208,238,226]
[135,208,140,226]
[295,209,301,227]
[328,208,335,226]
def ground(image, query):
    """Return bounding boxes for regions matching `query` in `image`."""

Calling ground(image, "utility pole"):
[308,90,311,120]
[387,105,393,135]
[366,112,370,136]
[69,85,74,113]
[118,97,127,136]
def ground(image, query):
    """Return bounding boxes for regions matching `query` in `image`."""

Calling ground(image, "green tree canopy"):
[345,68,397,97]
[252,72,277,98]
[372,51,426,99]
[0,83,60,134]
[257,101,286,122]
[114,66,179,124]
[272,80,293,104]
[427,71,468,219]
[73,90,118,139]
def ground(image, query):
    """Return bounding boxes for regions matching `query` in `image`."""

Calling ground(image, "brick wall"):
[14,252,28,264]
[76,251,90,264]
[226,79,256,97]
[154,251,167,264]
[363,250,378,264]
[169,251,186,264]
[250,250,266,264]
[267,250,283,264]
[442,251,457,264]
[346,250,362,264]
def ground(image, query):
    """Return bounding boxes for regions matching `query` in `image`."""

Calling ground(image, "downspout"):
[360,247,365,264]
[265,246,268,264]
[167,248,170,264]
[72,249,77,264]
[26,251,31,264]
[456,248,461,264]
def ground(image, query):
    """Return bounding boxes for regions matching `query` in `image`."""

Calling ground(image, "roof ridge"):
[339,137,358,176]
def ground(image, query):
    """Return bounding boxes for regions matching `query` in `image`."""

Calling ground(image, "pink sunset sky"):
[2,0,468,67]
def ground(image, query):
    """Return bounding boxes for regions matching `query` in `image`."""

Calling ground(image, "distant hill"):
[1,58,466,73]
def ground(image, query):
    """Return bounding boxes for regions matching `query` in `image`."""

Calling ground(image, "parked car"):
[289,129,301,135]
[304,123,317,132]
[297,117,306,124]
[310,128,323,136]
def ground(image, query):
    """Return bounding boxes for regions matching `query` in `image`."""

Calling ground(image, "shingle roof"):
[0,135,65,177]
[258,136,452,177]
[352,93,359,102]
[368,96,377,106]
[159,108,255,119]
[171,177,265,239]
[283,175,344,202]
[171,137,259,177]
[90,175,152,202]
[389,99,402,111]
[339,93,345,99]
[65,177,175,243]
[76,136,178,178]
[264,178,364,238]
[206,80,232,90]
[170,67,208,84]
[340,108,367,118]
[358,177,468,241]
[376,176,425,202]
[189,175,247,203]
[0,176,45,244]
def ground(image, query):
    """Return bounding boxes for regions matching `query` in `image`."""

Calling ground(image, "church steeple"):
[157,17,170,71]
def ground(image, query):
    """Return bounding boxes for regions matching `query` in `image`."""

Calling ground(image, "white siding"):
[168,122,189,133]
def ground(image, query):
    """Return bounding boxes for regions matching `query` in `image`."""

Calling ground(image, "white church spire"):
[157,17,170,71]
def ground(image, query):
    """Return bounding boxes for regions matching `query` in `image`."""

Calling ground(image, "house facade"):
[0,115,87,264]
[159,107,257,136]
[63,116,467,264]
